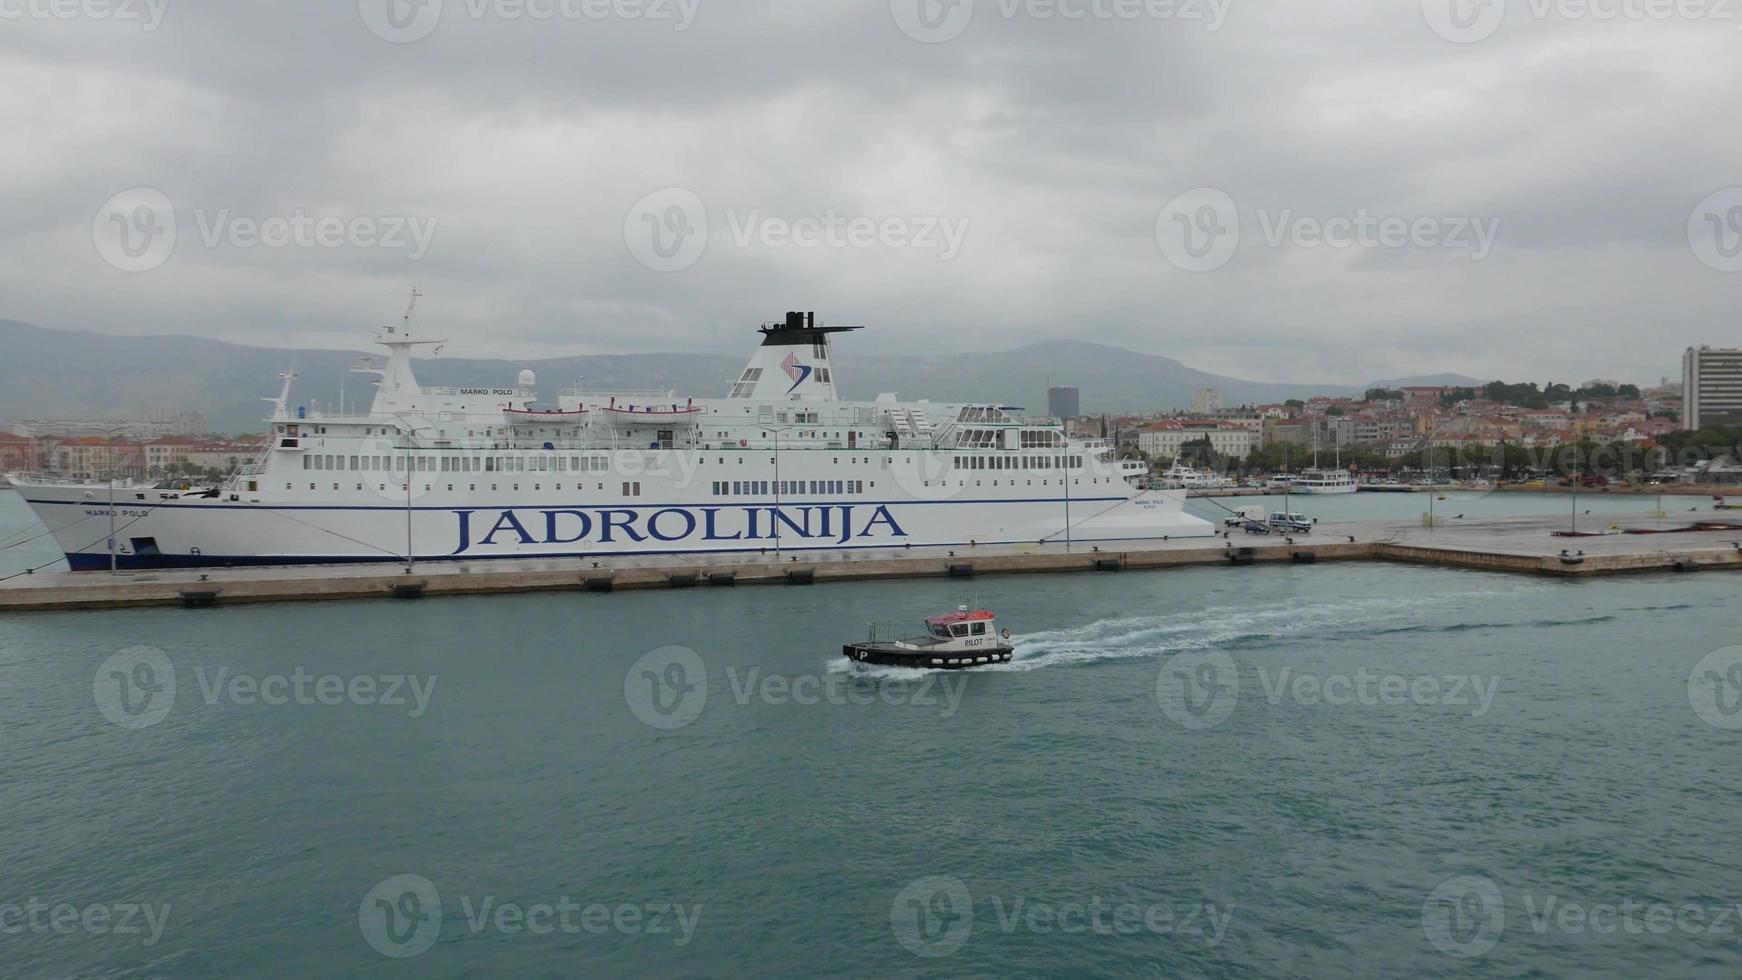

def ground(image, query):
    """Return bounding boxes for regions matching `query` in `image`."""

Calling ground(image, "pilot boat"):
[842,606,1015,669]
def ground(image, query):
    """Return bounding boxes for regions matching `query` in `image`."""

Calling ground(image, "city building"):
[1047,386,1080,421]
[1191,388,1223,414]
[1682,347,1742,429]
[6,412,209,440]
[1137,420,1256,460]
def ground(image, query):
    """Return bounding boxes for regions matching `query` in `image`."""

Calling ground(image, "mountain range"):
[0,318,1486,434]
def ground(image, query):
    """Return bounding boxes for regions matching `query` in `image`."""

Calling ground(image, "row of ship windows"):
[303,455,612,473]
[291,483,644,495]
[958,455,1082,470]
[281,478,1110,494]
[712,480,867,496]
[293,453,1091,478]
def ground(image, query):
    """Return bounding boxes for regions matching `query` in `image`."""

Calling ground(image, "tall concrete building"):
[1191,388,1224,414]
[1682,347,1742,429]
[1047,386,1080,420]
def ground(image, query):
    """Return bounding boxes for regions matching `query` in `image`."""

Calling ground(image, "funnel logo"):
[625,646,708,729]
[780,351,812,393]
[93,645,176,729]
[1155,649,1238,730]
[891,875,972,957]
[1422,875,1503,958]
[1689,646,1742,729]
[359,874,443,958]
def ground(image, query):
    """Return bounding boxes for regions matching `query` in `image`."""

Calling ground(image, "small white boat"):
[1154,462,1234,490]
[843,606,1016,669]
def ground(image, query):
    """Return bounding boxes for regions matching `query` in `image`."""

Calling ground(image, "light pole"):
[97,424,139,576]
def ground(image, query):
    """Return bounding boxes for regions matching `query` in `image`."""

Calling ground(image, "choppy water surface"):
[5,505,1742,977]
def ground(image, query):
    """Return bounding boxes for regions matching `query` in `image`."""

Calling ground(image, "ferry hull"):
[18,485,1215,570]
[843,643,1015,669]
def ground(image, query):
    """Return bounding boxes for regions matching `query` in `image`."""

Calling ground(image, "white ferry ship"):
[9,305,1215,570]
[1153,462,1234,491]
[1289,468,1358,494]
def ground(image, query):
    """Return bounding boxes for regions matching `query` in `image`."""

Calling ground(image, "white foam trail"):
[962,586,1528,674]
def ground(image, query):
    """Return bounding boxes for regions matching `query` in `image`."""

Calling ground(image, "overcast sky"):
[2,0,1738,385]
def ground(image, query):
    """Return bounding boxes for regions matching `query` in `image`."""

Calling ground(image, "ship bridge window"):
[971,622,987,636]
[950,624,969,637]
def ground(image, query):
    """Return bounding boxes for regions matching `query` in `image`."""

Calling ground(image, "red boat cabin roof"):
[926,609,996,626]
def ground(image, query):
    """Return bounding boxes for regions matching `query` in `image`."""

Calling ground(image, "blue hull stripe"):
[63,532,1204,572]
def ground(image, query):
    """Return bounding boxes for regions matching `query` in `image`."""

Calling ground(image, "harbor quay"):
[3,513,1739,612]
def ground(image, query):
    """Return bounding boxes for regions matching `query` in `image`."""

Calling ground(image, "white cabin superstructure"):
[10,308,1215,570]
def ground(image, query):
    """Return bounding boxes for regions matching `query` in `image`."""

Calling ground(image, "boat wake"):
[831,586,1537,676]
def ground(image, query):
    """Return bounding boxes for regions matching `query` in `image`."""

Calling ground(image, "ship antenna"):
[403,282,422,329]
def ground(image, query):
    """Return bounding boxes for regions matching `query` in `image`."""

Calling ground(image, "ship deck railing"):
[559,386,679,400]
[3,473,148,488]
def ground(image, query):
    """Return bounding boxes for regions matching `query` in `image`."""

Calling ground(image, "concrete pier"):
[3,512,1739,612]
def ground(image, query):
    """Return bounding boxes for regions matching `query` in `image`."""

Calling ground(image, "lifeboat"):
[842,606,1016,670]
[503,404,588,423]
[600,396,702,425]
